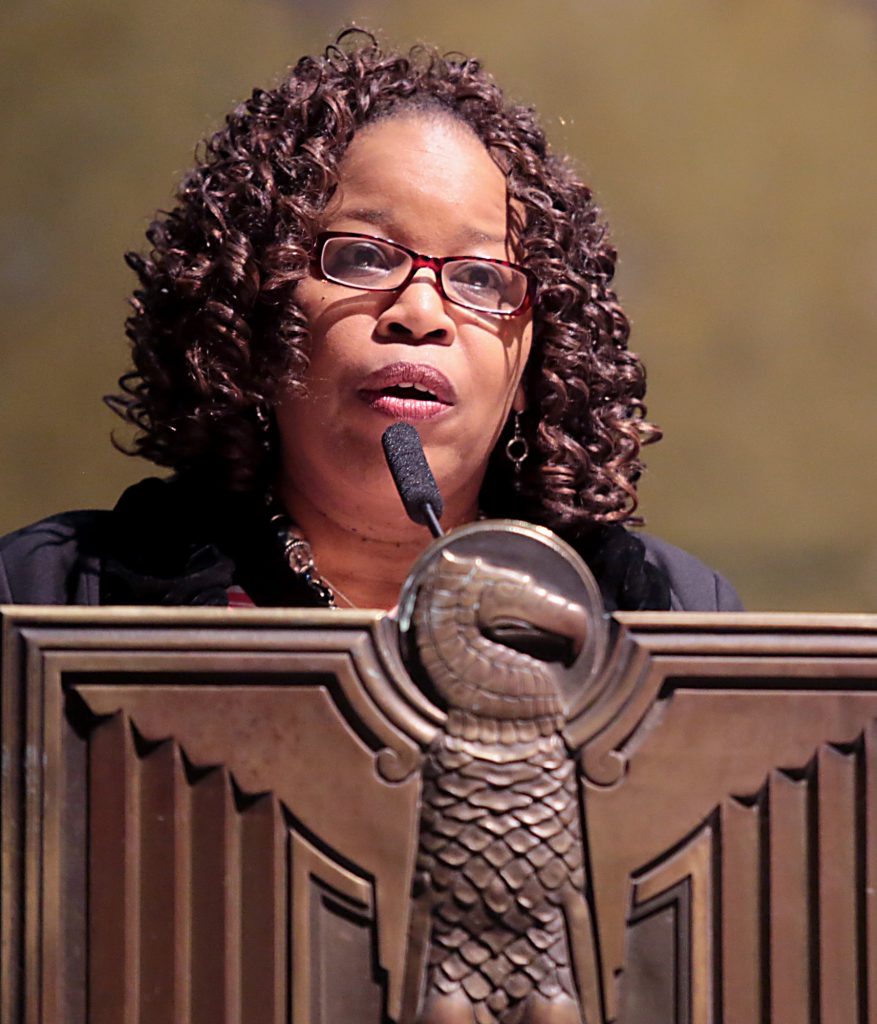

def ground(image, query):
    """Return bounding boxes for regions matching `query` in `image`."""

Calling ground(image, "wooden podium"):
[2,528,876,1023]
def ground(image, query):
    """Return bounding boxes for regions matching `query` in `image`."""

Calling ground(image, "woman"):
[0,32,740,612]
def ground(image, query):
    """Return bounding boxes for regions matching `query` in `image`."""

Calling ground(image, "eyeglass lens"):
[320,236,529,314]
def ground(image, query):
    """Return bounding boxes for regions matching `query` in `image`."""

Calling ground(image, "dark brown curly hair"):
[109,29,660,536]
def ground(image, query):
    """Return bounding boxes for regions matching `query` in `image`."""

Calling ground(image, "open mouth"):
[359,385,451,420]
[358,363,456,420]
[380,383,441,402]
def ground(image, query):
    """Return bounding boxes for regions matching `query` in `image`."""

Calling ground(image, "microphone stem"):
[423,503,444,539]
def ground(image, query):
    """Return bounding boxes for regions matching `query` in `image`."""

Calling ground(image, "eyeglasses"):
[314,231,535,316]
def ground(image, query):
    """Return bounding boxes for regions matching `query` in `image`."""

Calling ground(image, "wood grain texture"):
[719,797,763,1024]
[89,713,140,1024]
[767,770,812,1024]
[239,796,286,1024]
[4,608,877,1024]
[138,739,188,1022]
[865,720,877,1024]
[816,744,859,1024]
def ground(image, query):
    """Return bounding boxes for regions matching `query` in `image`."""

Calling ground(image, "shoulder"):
[0,510,109,605]
[563,523,740,612]
[637,532,743,611]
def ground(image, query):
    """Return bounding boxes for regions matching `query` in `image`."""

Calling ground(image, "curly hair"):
[109,29,660,535]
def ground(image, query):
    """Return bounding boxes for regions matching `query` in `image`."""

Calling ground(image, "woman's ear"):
[513,382,527,415]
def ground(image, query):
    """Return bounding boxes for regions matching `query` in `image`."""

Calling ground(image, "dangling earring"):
[255,404,273,455]
[505,411,529,490]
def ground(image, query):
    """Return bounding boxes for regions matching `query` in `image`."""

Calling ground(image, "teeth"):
[395,381,436,397]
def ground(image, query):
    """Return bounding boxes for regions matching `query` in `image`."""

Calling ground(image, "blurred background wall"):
[2,0,875,610]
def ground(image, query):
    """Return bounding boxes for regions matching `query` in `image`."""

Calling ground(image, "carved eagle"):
[407,550,602,1024]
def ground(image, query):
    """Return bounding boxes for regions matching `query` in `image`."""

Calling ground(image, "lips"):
[358,362,456,421]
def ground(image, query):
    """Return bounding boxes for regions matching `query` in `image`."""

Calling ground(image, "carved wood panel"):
[1,611,428,1024]
[85,706,392,1024]
[3,607,877,1023]
[578,617,877,1024]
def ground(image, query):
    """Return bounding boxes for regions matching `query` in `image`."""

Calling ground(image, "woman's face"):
[275,114,532,521]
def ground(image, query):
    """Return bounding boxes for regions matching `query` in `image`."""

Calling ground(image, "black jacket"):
[0,477,742,612]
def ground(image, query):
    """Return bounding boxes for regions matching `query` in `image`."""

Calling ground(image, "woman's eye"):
[324,240,398,281]
[450,261,506,298]
[349,242,390,268]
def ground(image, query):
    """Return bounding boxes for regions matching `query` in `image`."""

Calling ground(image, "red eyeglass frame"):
[314,231,536,316]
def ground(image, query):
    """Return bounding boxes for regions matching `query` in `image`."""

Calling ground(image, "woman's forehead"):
[325,114,512,252]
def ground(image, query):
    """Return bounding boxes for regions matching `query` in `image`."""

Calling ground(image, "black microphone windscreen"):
[381,422,444,527]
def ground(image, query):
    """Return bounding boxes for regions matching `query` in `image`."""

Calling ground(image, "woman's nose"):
[375,269,455,344]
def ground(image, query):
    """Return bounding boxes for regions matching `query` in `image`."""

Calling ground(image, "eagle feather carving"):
[408,550,601,1024]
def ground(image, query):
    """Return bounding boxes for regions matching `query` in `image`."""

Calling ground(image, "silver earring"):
[255,404,272,454]
[505,411,529,489]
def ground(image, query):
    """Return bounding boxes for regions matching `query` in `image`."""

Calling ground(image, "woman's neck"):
[275,477,478,610]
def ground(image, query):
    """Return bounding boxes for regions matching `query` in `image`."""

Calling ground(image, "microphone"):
[381,423,445,538]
